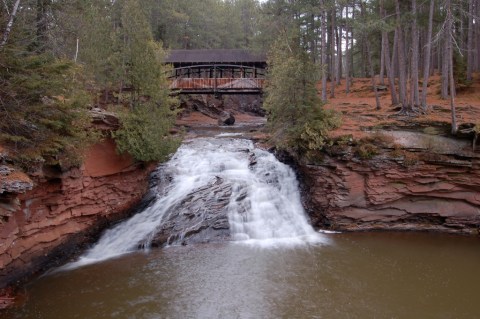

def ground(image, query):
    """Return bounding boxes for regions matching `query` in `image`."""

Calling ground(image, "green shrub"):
[361,132,395,147]
[356,143,378,159]
[113,102,181,162]
[264,37,341,158]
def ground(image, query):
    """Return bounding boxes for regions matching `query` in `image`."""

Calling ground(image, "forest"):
[1,0,479,167]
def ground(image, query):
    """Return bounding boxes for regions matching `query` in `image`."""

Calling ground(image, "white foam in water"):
[215,132,244,137]
[62,138,328,270]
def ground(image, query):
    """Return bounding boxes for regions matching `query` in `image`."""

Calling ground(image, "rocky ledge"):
[298,131,480,235]
[0,138,154,289]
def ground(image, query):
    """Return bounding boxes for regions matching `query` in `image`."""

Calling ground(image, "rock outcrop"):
[298,133,480,235]
[150,173,232,247]
[0,138,153,288]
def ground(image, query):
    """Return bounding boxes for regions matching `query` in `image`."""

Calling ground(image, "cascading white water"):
[64,138,327,269]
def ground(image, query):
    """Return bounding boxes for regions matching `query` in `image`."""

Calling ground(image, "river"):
[6,232,480,318]
[4,136,480,318]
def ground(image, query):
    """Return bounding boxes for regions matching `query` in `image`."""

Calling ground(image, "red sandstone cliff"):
[299,133,480,235]
[0,138,153,289]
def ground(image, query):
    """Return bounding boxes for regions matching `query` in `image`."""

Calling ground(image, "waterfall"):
[64,138,327,269]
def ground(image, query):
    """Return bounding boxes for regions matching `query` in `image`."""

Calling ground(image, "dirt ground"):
[321,74,480,139]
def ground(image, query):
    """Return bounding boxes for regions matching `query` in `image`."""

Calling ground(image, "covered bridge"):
[165,49,267,94]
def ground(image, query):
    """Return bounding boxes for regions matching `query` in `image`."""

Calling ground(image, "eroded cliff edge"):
[0,138,153,289]
[297,132,480,235]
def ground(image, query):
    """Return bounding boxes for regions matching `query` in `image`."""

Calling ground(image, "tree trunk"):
[0,0,21,50]
[384,31,398,105]
[336,21,342,85]
[36,0,49,50]
[379,0,386,86]
[381,0,398,105]
[421,0,435,111]
[410,0,420,108]
[379,34,385,85]
[345,4,351,94]
[367,40,381,110]
[330,5,336,98]
[446,0,457,134]
[351,0,355,78]
[310,13,317,63]
[476,0,480,71]
[392,29,398,85]
[360,2,367,78]
[321,2,328,102]
[441,37,449,99]
[395,0,407,111]
[467,0,474,81]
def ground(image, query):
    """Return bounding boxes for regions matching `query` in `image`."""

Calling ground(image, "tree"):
[264,35,340,157]
[466,0,474,81]
[345,2,351,94]
[395,0,408,112]
[321,0,328,101]
[421,0,435,111]
[112,0,180,161]
[381,0,398,106]
[0,50,95,169]
[446,0,457,134]
[410,0,420,108]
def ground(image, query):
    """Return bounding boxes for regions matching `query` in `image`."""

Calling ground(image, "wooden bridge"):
[166,49,266,94]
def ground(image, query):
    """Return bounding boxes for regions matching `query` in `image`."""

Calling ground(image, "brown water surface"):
[5,232,480,318]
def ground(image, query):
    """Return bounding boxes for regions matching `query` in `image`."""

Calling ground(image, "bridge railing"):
[170,78,265,92]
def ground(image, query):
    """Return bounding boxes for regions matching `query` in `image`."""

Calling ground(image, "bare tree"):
[0,0,22,50]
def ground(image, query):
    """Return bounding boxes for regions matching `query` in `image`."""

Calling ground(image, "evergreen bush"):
[0,50,96,170]
[264,38,341,158]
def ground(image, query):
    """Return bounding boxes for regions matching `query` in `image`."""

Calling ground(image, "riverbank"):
[0,137,155,304]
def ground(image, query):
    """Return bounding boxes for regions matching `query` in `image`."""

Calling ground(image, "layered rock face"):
[0,138,152,288]
[299,142,480,235]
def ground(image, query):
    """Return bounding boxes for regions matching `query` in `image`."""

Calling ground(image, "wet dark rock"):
[248,152,257,167]
[218,111,235,126]
[150,176,233,246]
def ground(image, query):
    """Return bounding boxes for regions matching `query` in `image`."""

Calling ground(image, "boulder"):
[218,111,235,126]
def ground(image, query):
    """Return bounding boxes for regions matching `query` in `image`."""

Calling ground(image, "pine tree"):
[264,35,340,157]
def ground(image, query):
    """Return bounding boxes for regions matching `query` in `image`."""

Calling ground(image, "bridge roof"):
[165,49,266,64]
